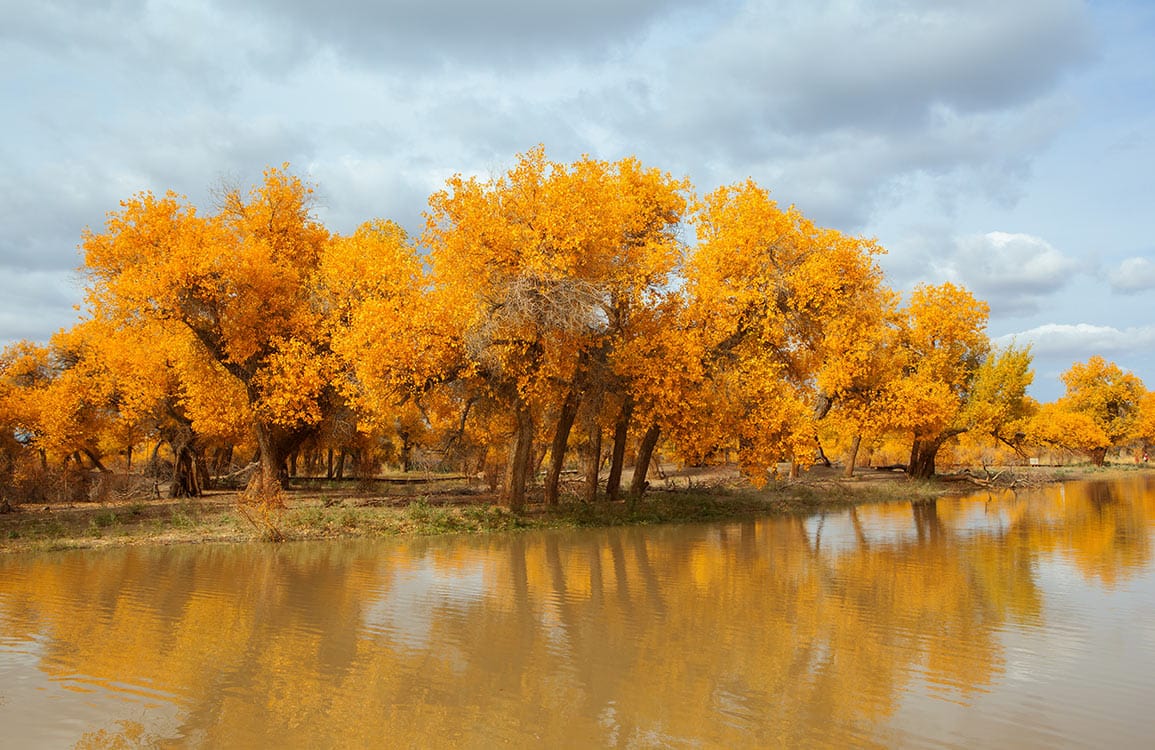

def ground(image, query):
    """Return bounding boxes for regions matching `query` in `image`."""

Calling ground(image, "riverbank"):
[1,463,1147,554]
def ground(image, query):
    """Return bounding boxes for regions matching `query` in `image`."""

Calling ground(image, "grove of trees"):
[2,149,1153,512]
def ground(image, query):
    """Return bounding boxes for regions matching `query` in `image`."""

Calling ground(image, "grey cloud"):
[678,0,1092,134]
[229,0,699,66]
[992,323,1155,401]
[0,269,84,345]
[0,112,318,273]
[573,0,1093,230]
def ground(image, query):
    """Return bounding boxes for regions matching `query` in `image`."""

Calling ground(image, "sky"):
[2,0,1153,401]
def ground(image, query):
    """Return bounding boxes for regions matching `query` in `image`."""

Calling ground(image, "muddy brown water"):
[3,475,1155,748]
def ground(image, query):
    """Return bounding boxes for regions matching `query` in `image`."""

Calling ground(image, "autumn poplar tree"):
[82,166,332,500]
[1029,356,1145,465]
[424,147,687,509]
[323,219,460,464]
[881,283,991,478]
[678,180,890,483]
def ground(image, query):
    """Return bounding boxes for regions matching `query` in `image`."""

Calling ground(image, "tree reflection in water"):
[1,476,1154,748]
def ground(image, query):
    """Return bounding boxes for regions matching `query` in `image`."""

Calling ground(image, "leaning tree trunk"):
[843,435,862,479]
[628,424,661,502]
[814,439,832,467]
[544,389,581,506]
[605,400,633,502]
[80,448,112,474]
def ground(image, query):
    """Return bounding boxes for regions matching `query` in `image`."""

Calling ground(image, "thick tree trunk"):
[252,420,293,497]
[169,442,202,498]
[628,424,661,501]
[908,437,941,479]
[843,435,862,479]
[1089,447,1108,467]
[544,389,581,506]
[503,407,535,512]
[605,400,633,502]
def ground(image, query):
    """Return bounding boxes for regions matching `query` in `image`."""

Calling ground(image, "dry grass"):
[2,462,1146,554]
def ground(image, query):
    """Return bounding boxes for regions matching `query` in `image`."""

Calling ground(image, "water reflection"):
[2,475,1155,748]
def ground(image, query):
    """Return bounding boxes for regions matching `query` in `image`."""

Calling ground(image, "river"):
[3,475,1155,748]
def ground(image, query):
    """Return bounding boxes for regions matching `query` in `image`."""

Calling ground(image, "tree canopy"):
[2,148,1151,511]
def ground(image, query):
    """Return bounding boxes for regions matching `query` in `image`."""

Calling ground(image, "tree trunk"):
[544,389,581,506]
[628,424,661,501]
[842,435,862,479]
[196,451,211,491]
[81,448,112,474]
[1089,446,1108,467]
[212,445,234,477]
[252,420,292,498]
[400,431,412,472]
[169,441,202,498]
[503,406,534,512]
[584,423,602,504]
[605,400,633,502]
[335,450,347,480]
[908,437,941,479]
[326,448,334,479]
[814,439,831,467]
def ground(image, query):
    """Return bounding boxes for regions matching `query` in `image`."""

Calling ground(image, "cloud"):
[0,114,319,271]
[230,0,700,67]
[674,0,1091,134]
[1107,256,1155,294]
[0,0,1111,348]
[931,231,1079,315]
[0,269,83,345]
[993,323,1155,358]
[589,0,1093,227]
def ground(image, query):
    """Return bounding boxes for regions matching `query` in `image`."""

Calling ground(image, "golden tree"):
[424,147,687,509]
[1134,390,1155,457]
[881,283,991,478]
[1029,356,1146,465]
[324,218,462,473]
[680,180,891,484]
[82,166,333,501]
